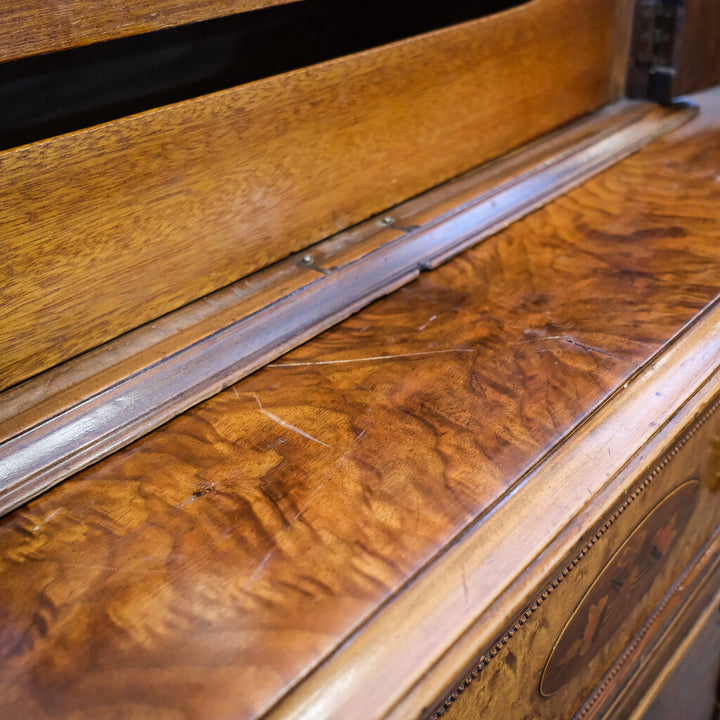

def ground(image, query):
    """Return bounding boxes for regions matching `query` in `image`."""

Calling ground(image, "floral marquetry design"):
[540,480,700,697]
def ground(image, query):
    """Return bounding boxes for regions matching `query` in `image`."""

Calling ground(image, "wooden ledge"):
[285,298,720,720]
[0,0,304,63]
[0,100,694,517]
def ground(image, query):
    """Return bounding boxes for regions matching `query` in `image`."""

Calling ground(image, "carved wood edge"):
[0,101,695,518]
[261,297,720,720]
[427,397,720,719]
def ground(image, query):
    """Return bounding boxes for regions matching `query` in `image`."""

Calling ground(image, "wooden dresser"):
[1,1,719,718]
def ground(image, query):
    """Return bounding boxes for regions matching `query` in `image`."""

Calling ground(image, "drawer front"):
[429,391,720,720]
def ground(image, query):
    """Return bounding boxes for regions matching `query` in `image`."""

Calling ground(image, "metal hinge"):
[627,0,685,104]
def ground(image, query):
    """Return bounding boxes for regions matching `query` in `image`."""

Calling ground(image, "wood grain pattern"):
[0,99,652,442]
[0,0,617,390]
[0,0,303,62]
[0,100,691,518]
[1,91,720,720]
[0,256,323,442]
[280,297,720,720]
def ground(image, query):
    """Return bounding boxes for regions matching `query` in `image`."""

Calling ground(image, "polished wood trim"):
[431,517,720,720]
[0,0,303,63]
[0,101,692,518]
[265,304,720,720]
[0,257,324,442]
[0,0,617,389]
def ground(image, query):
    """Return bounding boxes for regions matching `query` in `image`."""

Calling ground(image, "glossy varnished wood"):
[0,0,617,390]
[0,99,652,445]
[0,0,303,62]
[426,431,720,720]
[0,100,692,517]
[2,93,720,719]
[290,361,720,720]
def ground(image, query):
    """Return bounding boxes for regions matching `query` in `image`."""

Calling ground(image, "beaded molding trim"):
[429,392,720,720]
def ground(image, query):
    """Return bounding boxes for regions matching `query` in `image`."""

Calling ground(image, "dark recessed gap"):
[0,0,530,150]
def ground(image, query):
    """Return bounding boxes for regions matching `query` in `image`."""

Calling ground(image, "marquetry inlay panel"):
[430,393,720,720]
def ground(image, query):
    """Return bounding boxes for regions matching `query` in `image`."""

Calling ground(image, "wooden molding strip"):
[0,97,654,443]
[0,101,694,518]
[0,100,650,443]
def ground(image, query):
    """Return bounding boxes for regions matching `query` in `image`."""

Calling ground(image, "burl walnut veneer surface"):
[2,90,720,718]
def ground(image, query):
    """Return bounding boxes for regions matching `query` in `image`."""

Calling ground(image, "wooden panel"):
[609,0,635,99]
[0,101,691,518]
[429,448,720,720]
[0,0,303,63]
[1,89,720,720]
[676,0,720,95]
[0,0,617,391]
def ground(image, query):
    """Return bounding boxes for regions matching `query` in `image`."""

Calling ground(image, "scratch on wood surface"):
[520,335,619,358]
[177,483,216,508]
[253,393,331,449]
[43,508,61,523]
[32,507,63,531]
[417,314,438,331]
[268,348,473,368]
[249,548,275,582]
